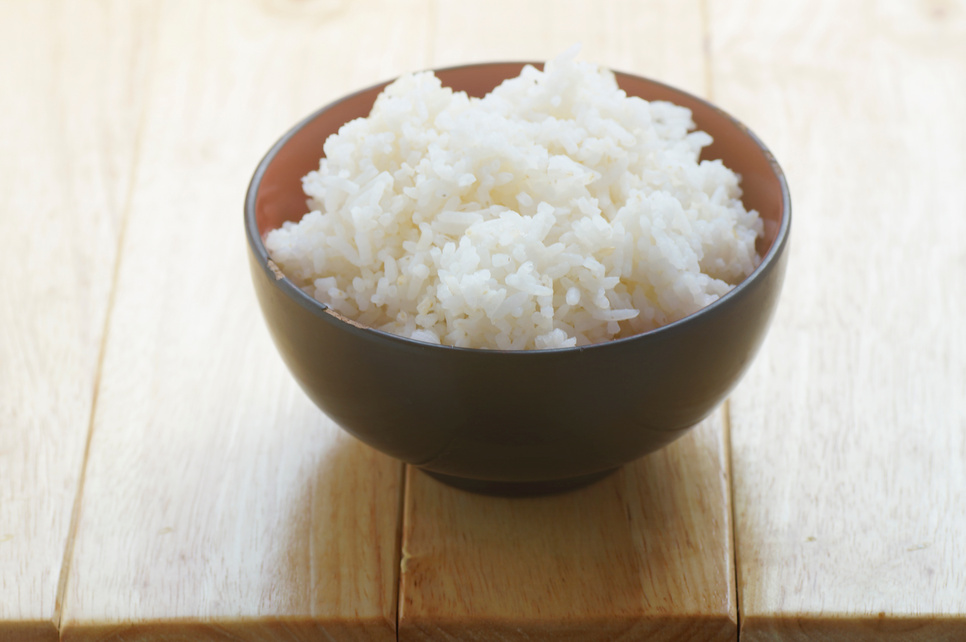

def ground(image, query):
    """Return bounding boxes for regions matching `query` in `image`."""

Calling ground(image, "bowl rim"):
[244,61,791,356]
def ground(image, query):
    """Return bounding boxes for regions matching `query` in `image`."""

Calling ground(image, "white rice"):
[265,50,763,350]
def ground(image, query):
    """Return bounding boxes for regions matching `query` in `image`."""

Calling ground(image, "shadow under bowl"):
[245,63,791,496]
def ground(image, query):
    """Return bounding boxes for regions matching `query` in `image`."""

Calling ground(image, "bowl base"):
[420,467,618,496]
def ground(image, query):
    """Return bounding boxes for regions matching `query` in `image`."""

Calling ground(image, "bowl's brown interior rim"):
[244,62,791,354]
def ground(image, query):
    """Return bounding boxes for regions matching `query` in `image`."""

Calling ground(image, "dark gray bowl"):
[245,63,790,495]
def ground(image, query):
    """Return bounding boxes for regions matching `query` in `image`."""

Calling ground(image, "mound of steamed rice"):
[265,52,763,350]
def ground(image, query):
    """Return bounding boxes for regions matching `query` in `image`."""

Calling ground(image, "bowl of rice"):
[246,53,790,495]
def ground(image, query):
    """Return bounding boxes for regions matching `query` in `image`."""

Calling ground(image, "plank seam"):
[700,5,738,637]
[397,5,433,636]
[722,399,742,641]
[394,465,409,642]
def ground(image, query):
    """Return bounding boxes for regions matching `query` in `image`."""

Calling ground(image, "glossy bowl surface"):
[245,63,791,495]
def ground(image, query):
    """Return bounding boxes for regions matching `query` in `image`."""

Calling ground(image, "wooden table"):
[2,1,964,640]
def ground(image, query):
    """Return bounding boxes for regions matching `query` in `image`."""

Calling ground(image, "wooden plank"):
[710,0,966,639]
[398,416,737,641]
[398,5,739,639]
[58,0,433,639]
[0,2,154,639]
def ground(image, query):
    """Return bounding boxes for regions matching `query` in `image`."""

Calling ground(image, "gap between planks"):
[394,465,410,641]
[722,400,742,642]
[699,4,740,638]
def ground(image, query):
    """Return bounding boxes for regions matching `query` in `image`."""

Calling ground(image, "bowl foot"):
[419,467,619,496]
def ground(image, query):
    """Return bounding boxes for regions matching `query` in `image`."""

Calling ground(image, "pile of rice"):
[265,51,762,350]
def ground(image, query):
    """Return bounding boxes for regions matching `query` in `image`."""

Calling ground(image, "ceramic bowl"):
[245,62,790,495]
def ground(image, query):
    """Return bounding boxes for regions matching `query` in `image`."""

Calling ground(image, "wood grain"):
[398,415,737,642]
[57,0,432,639]
[6,0,965,638]
[710,0,966,638]
[0,2,154,639]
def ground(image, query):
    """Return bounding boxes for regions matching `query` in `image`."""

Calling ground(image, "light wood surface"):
[52,0,429,639]
[0,3,152,640]
[1,0,964,640]
[431,0,707,98]
[398,415,737,641]
[710,0,966,639]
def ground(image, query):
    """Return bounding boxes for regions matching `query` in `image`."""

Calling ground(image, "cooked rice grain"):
[265,51,762,350]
